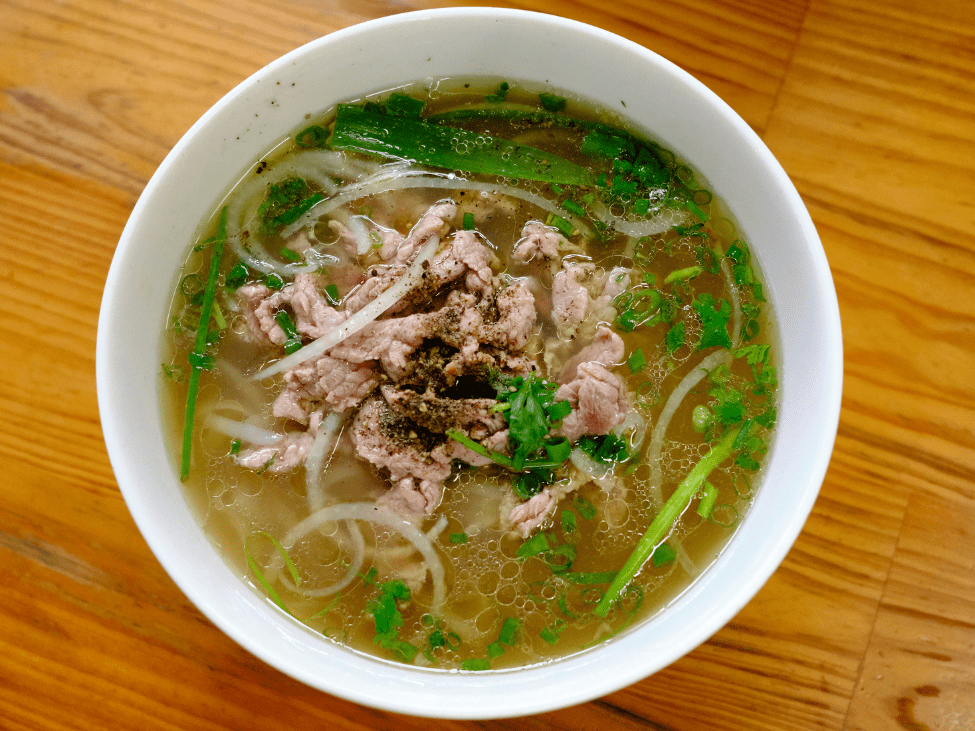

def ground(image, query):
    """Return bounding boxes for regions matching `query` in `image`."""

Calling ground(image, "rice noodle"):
[569,448,611,480]
[204,414,283,446]
[425,515,449,543]
[282,502,447,611]
[304,411,346,514]
[591,201,686,238]
[721,257,742,348]
[283,170,593,240]
[254,234,441,379]
[646,349,733,509]
[676,542,699,576]
[276,519,366,598]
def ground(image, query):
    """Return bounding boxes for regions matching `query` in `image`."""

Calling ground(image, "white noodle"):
[647,349,733,509]
[283,171,593,240]
[283,502,447,611]
[425,515,449,542]
[591,201,687,238]
[303,411,346,514]
[275,520,366,598]
[204,414,283,446]
[721,257,742,349]
[254,234,441,379]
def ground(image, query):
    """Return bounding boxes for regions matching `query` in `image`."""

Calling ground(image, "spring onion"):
[180,207,226,480]
[594,421,748,616]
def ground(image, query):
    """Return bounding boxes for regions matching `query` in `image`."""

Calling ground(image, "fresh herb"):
[280,246,302,262]
[561,510,577,534]
[539,92,567,112]
[368,579,419,663]
[627,348,646,374]
[463,211,475,230]
[461,658,491,671]
[515,532,550,559]
[573,495,598,520]
[487,616,520,658]
[257,177,323,235]
[666,322,686,353]
[162,364,186,383]
[651,544,676,567]
[294,124,329,148]
[264,272,285,290]
[274,311,303,354]
[448,532,469,545]
[692,293,733,350]
[485,81,510,103]
[180,207,226,480]
[664,265,703,284]
[562,571,617,584]
[496,372,572,469]
[332,104,593,186]
[545,211,574,238]
[544,437,571,463]
[324,283,340,306]
[577,434,629,464]
[230,439,242,455]
[225,261,249,291]
[384,92,426,118]
[696,481,718,519]
[594,421,749,616]
[540,620,566,645]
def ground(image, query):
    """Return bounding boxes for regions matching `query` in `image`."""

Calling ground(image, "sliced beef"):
[552,262,593,330]
[513,221,567,262]
[350,396,454,516]
[558,325,625,384]
[273,354,377,421]
[234,432,314,474]
[555,362,629,442]
[381,385,505,435]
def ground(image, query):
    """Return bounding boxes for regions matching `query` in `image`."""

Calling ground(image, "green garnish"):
[594,421,749,616]
[545,211,575,238]
[461,658,491,671]
[562,571,617,585]
[562,199,586,218]
[384,92,426,118]
[696,481,718,519]
[229,438,242,455]
[561,510,577,534]
[485,81,510,103]
[544,437,571,463]
[666,321,686,353]
[495,372,572,469]
[180,207,226,481]
[280,247,302,262]
[664,265,703,284]
[449,532,469,544]
[368,579,419,662]
[294,125,329,148]
[692,293,733,350]
[332,104,593,186]
[627,348,646,374]
[274,310,303,354]
[538,92,567,112]
[445,429,559,473]
[324,283,340,305]
[257,177,324,234]
[225,261,249,291]
[573,495,597,520]
[516,532,550,559]
[540,620,566,645]
[264,273,285,290]
[651,543,676,567]
[462,212,475,230]
[577,433,629,464]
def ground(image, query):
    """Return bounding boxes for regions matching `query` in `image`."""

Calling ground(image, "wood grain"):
[2,0,974,729]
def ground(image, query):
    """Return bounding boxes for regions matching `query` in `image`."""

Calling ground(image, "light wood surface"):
[2,0,973,729]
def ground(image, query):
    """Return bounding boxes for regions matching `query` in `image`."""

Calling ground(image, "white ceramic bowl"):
[97,8,842,719]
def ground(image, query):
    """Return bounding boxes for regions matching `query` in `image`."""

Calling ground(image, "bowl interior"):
[97,7,842,719]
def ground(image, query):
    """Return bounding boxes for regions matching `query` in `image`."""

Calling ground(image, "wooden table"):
[2,1,973,729]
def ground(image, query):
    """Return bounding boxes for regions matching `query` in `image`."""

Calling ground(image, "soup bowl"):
[97,7,842,719]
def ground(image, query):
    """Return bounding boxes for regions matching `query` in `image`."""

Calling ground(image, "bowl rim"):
[97,6,843,719]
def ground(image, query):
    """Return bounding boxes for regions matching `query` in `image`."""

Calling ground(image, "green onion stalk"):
[594,420,748,617]
[179,206,227,480]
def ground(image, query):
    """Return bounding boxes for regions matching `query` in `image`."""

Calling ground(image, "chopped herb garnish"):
[516,532,550,559]
[561,510,577,534]
[545,211,574,238]
[544,437,571,463]
[384,92,425,118]
[280,247,302,262]
[294,124,328,148]
[666,322,686,353]
[577,433,629,464]
[627,348,647,374]
[538,92,567,112]
[448,532,469,544]
[692,293,733,350]
[463,211,475,230]
[264,273,285,290]
[368,579,419,663]
[230,438,242,455]
[461,658,491,671]
[573,495,598,520]
[696,481,718,519]
[664,265,703,284]
[324,283,340,305]
[563,199,586,217]
[485,81,510,103]
[225,261,249,291]
[274,311,303,354]
[651,543,676,567]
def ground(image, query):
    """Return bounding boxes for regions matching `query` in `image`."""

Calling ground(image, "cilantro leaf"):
[692,293,733,350]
